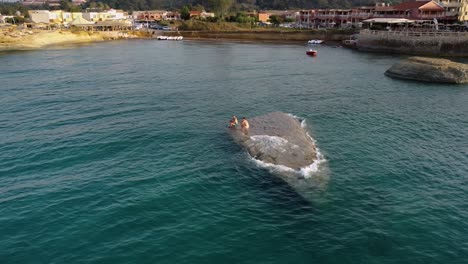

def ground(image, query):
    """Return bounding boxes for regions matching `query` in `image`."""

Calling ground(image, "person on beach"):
[228,116,238,128]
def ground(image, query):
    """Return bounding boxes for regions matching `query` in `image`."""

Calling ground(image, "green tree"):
[181,5,191,20]
[6,16,25,24]
[60,0,72,11]
[209,0,233,18]
[268,15,283,26]
[234,12,256,24]
[192,4,205,12]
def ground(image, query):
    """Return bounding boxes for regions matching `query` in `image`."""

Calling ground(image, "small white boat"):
[157,36,183,41]
[308,40,324,45]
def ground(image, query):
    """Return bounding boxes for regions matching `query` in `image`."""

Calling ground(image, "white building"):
[106,9,126,20]
[29,10,56,24]
[439,0,462,17]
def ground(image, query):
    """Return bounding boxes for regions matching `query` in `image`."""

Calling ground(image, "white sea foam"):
[251,157,296,173]
[250,135,290,153]
[251,147,325,178]
[250,114,326,178]
[287,113,307,128]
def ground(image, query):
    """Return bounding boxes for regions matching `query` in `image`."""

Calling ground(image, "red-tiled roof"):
[394,1,429,11]
[419,1,445,11]
[393,1,439,11]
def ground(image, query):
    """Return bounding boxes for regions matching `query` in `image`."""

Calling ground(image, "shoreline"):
[5,28,467,58]
[0,28,351,52]
[174,29,353,42]
[181,37,343,47]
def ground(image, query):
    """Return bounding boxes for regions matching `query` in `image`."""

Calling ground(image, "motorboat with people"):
[306,49,317,56]
[308,39,324,45]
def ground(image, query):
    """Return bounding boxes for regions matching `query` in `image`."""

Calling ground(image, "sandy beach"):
[0,28,139,51]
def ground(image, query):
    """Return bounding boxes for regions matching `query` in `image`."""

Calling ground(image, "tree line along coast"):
[2,0,468,31]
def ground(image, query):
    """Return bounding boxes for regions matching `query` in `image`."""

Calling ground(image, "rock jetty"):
[385,56,468,84]
[228,112,317,170]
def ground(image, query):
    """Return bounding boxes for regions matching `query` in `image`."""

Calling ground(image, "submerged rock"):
[385,56,468,84]
[229,112,317,170]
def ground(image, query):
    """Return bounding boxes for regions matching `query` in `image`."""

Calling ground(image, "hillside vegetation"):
[81,0,401,11]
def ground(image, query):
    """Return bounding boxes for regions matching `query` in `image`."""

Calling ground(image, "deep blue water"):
[1,40,467,263]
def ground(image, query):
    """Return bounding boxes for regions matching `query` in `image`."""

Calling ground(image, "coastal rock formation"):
[228,112,317,170]
[385,57,468,84]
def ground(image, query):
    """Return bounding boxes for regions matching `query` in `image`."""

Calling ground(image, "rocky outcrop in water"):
[228,112,317,170]
[385,57,468,84]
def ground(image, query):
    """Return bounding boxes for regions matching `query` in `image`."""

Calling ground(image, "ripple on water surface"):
[0,41,467,263]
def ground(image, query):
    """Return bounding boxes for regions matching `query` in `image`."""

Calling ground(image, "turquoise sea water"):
[1,40,467,263]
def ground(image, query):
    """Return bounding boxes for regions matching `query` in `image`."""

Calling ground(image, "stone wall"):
[356,30,468,57]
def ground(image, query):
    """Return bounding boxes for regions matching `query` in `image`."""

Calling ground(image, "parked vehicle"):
[150,25,163,30]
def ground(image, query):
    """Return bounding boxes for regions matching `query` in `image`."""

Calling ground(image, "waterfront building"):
[373,1,446,20]
[258,10,299,23]
[28,9,128,26]
[133,10,180,22]
[165,11,180,21]
[315,9,352,28]
[299,1,448,29]
[133,11,165,21]
[460,0,468,21]
[298,10,314,28]
[300,8,373,28]
[82,12,108,22]
[29,10,56,24]
[349,6,375,26]
[438,0,461,20]
[189,11,215,19]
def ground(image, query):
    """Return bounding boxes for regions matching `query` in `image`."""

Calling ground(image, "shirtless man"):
[241,117,250,130]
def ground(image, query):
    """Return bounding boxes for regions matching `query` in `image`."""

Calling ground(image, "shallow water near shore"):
[1,40,468,263]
